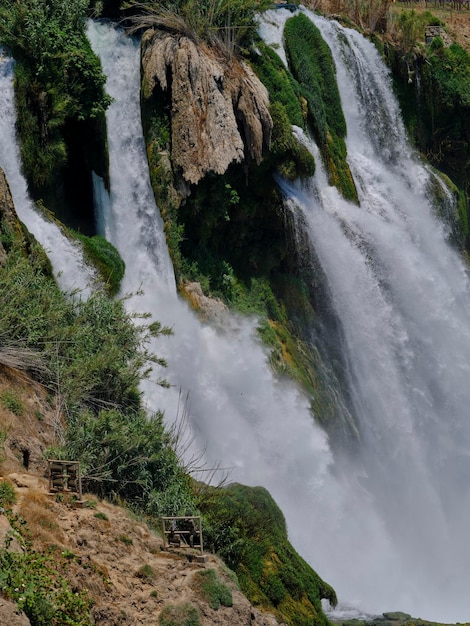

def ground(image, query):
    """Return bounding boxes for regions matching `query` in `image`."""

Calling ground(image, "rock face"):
[142,30,272,188]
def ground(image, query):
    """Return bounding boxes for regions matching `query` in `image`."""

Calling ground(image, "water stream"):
[0,53,97,295]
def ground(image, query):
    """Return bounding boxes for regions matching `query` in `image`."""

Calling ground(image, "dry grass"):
[17,489,65,546]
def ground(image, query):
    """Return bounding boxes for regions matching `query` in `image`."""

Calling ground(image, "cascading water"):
[87,13,470,622]
[262,7,470,621]
[87,17,394,617]
[0,54,97,295]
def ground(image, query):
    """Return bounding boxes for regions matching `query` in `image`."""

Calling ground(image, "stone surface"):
[142,30,272,189]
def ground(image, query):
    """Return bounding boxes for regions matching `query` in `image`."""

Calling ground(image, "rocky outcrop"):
[141,30,273,188]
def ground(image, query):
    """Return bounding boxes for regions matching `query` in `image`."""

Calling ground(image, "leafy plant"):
[0,390,24,416]
[0,0,111,192]
[0,479,16,509]
[0,542,93,625]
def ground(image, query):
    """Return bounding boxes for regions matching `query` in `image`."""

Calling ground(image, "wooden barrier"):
[48,459,82,500]
[161,515,203,555]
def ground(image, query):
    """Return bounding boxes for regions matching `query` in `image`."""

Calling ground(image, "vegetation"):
[199,483,336,626]
[159,602,201,626]
[0,478,16,508]
[126,0,272,56]
[74,233,125,296]
[284,13,358,202]
[0,0,110,217]
[191,568,233,609]
[383,9,470,243]
[0,517,93,626]
[0,389,24,416]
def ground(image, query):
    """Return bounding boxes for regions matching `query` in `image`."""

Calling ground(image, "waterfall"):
[0,53,97,295]
[87,14,470,622]
[87,17,389,617]
[263,8,470,621]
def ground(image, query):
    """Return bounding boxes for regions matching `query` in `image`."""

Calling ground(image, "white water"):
[86,14,470,622]
[0,54,97,295]
[263,8,470,621]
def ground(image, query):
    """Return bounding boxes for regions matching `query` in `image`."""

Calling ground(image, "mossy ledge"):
[199,483,337,626]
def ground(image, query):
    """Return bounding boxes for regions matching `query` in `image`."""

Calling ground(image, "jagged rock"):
[182,281,228,324]
[142,30,272,189]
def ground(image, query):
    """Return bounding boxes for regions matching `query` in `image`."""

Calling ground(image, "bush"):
[136,563,156,581]
[0,0,111,191]
[0,479,16,509]
[191,569,233,610]
[0,390,24,416]
[0,546,93,625]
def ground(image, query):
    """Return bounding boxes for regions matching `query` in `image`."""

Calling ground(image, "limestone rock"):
[142,31,272,189]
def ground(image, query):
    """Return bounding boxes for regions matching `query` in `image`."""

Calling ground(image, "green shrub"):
[93,512,109,521]
[159,602,201,626]
[0,479,16,509]
[0,0,111,192]
[191,569,232,610]
[0,390,24,416]
[136,563,156,581]
[0,547,93,625]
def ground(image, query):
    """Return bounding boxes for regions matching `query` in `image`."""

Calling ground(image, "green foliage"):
[199,483,336,626]
[159,602,201,626]
[191,568,232,610]
[57,407,194,513]
[136,563,156,581]
[0,0,111,191]
[0,479,16,508]
[75,233,125,296]
[250,41,304,128]
[93,512,109,521]
[284,13,357,202]
[270,102,315,181]
[424,43,470,109]
[0,247,169,411]
[0,389,24,416]
[0,542,93,626]
[129,0,271,54]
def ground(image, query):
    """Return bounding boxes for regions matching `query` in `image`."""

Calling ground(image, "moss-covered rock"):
[284,13,358,203]
[199,483,336,626]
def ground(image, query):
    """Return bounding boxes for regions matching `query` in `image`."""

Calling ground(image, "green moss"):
[75,233,125,296]
[284,13,358,202]
[199,483,336,626]
[250,40,305,128]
